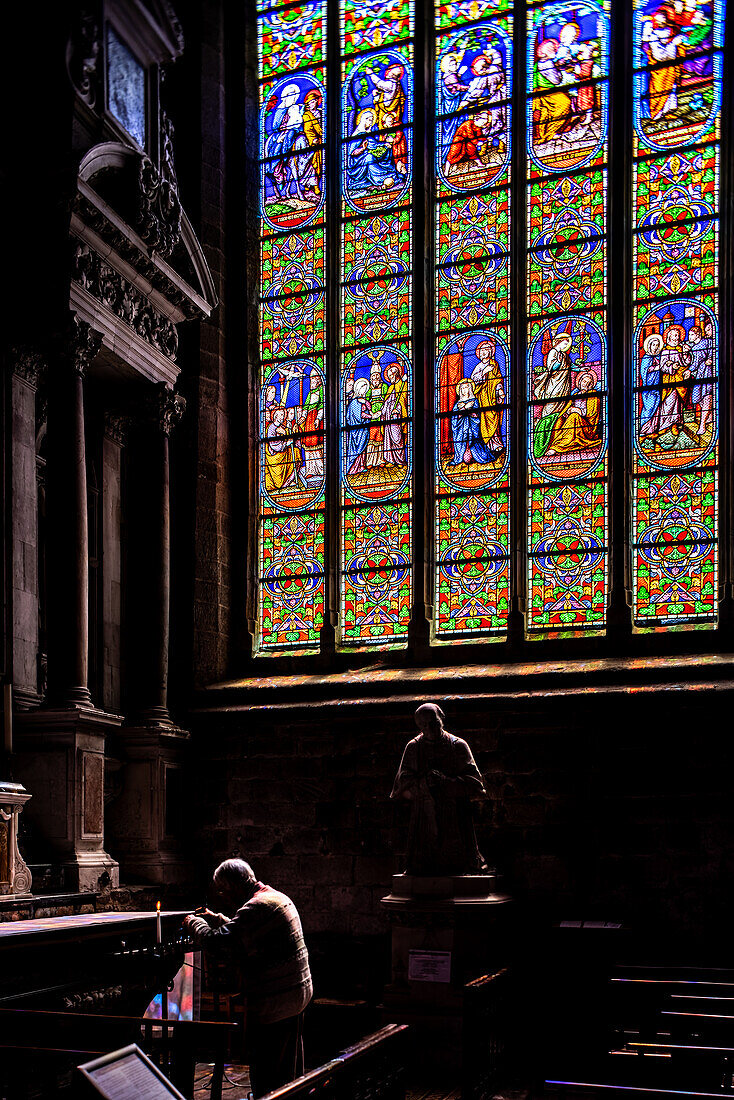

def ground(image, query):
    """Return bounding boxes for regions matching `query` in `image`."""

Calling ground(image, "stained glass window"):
[253,0,728,656]
[631,0,723,627]
[525,0,610,635]
[433,0,513,640]
[339,0,415,647]
[106,24,147,149]
[257,0,327,651]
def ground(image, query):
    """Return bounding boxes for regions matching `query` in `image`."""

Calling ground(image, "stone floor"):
[191,1064,526,1100]
[191,1065,468,1100]
[193,1062,250,1098]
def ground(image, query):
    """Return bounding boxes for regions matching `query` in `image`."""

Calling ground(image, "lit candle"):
[156,900,162,945]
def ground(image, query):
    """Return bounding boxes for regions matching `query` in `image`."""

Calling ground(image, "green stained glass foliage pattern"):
[259,1,326,79]
[433,0,513,640]
[257,1,327,652]
[527,480,608,630]
[339,1,414,648]
[341,502,412,644]
[436,0,512,26]
[631,0,723,629]
[435,491,511,635]
[525,0,610,637]
[342,0,413,54]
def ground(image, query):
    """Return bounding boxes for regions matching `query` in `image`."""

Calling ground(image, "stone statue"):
[391,703,488,876]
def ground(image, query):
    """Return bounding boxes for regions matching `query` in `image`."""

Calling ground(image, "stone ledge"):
[194,652,734,717]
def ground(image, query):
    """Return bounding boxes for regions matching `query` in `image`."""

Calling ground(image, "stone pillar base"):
[380,874,513,1073]
[106,726,191,885]
[13,707,122,891]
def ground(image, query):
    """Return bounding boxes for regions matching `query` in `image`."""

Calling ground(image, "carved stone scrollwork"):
[72,242,179,360]
[137,155,182,259]
[160,111,178,190]
[104,412,130,447]
[12,857,32,897]
[67,9,100,108]
[146,385,186,436]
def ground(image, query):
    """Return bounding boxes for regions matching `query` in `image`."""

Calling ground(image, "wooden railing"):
[260,1024,409,1100]
[0,1007,236,1099]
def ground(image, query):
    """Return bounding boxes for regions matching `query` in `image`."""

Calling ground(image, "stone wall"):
[191,677,734,948]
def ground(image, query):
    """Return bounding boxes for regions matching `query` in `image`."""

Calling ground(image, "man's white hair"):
[213,858,257,890]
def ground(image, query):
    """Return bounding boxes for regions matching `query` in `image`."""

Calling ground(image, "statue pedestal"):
[380,874,513,1073]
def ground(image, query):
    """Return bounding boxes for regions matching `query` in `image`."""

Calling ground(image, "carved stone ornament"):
[66,316,103,377]
[73,242,179,360]
[137,155,182,259]
[67,9,100,108]
[0,782,32,898]
[160,111,178,190]
[103,412,130,446]
[10,347,46,389]
[146,385,186,435]
[74,192,199,318]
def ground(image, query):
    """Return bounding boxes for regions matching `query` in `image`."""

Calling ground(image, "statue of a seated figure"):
[391,703,488,876]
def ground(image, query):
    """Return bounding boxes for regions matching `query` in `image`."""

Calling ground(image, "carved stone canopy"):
[68,140,215,390]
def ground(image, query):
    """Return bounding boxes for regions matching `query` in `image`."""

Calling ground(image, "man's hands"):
[182,909,227,931]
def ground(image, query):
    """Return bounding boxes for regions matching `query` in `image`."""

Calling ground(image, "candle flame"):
[156,901,161,913]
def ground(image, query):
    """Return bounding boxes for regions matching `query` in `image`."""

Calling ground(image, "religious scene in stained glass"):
[631,0,722,627]
[339,0,415,646]
[433,4,513,639]
[525,0,610,634]
[254,0,726,655]
[257,0,328,650]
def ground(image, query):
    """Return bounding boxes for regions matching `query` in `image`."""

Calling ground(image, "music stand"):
[77,1043,188,1099]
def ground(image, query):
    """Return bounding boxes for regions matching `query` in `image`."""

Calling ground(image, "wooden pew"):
[462,969,511,1100]
[0,1007,236,1099]
[259,1024,409,1100]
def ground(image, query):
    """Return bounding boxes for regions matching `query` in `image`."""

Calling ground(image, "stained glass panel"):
[631,0,723,628]
[433,3,513,641]
[257,1,327,652]
[525,0,610,635]
[339,0,415,648]
[106,24,146,149]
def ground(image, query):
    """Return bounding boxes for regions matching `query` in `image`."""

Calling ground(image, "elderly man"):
[183,859,312,1097]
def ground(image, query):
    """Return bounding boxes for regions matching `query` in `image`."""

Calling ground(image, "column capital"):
[9,346,46,389]
[63,316,102,377]
[103,411,130,447]
[144,384,186,436]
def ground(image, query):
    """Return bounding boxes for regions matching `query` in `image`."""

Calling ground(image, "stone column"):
[44,317,101,709]
[108,386,190,885]
[127,386,185,728]
[101,414,128,715]
[9,349,45,707]
[13,318,121,892]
